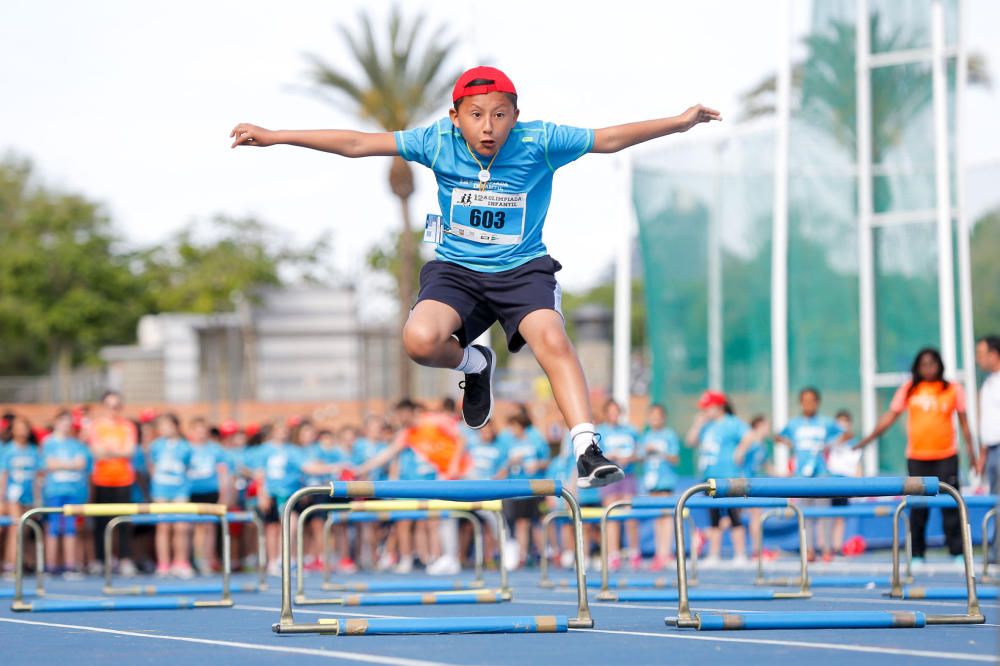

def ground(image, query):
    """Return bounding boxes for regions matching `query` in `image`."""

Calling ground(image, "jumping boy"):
[231,66,720,488]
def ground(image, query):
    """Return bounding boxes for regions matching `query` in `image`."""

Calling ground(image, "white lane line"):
[577,628,998,662]
[0,617,466,666]
[234,603,416,620]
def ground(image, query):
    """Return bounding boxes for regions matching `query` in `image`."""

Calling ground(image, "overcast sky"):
[2,0,998,321]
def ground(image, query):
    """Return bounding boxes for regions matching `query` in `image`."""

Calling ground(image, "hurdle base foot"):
[595,591,617,601]
[664,616,698,629]
[773,591,812,599]
[500,590,514,602]
[568,617,594,629]
[539,581,555,589]
[926,613,985,625]
[10,601,31,612]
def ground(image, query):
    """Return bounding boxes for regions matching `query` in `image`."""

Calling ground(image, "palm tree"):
[306,6,462,396]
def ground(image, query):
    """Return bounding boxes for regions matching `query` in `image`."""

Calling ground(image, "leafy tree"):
[139,216,330,314]
[306,5,462,395]
[0,156,148,384]
[971,208,1000,337]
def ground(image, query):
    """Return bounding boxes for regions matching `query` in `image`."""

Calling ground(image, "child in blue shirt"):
[251,420,312,577]
[597,399,641,571]
[41,410,91,575]
[641,404,681,570]
[306,425,355,574]
[187,417,230,574]
[776,388,852,562]
[231,65,720,491]
[735,414,773,559]
[686,391,753,565]
[2,415,42,571]
[497,412,546,568]
[149,413,194,578]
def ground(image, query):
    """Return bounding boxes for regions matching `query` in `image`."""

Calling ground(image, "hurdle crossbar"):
[273,480,589,635]
[102,511,265,595]
[666,476,983,630]
[11,503,233,612]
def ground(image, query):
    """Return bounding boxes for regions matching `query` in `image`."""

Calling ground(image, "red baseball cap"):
[219,419,240,437]
[452,66,517,103]
[138,408,158,424]
[697,390,728,410]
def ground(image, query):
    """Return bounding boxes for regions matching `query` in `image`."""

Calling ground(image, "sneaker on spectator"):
[375,551,397,572]
[427,555,460,576]
[394,556,414,575]
[266,560,282,577]
[62,569,85,581]
[171,561,195,580]
[730,554,751,568]
[338,557,358,575]
[628,550,641,571]
[155,563,171,578]
[700,555,721,568]
[119,559,138,578]
[303,556,324,573]
[559,549,576,570]
[649,555,672,572]
[86,560,103,576]
[608,554,622,572]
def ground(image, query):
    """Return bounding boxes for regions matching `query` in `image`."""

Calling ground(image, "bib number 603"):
[468,209,506,229]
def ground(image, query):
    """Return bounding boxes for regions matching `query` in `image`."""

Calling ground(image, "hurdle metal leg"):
[753,506,810,595]
[538,510,562,589]
[274,482,591,635]
[982,507,996,583]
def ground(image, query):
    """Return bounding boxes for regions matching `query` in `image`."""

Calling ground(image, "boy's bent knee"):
[535,327,574,358]
[402,321,447,364]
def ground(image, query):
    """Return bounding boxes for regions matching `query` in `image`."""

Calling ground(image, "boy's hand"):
[230,123,276,148]
[679,105,722,132]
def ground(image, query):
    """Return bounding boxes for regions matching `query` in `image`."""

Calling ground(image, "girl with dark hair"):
[150,413,194,578]
[1,415,42,571]
[856,347,977,564]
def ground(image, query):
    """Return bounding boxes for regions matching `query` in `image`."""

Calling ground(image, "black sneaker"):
[459,344,495,429]
[576,443,624,489]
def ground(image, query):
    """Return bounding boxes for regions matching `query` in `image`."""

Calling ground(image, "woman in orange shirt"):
[856,348,977,562]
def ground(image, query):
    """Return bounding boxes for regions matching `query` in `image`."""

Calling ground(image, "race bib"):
[448,189,527,245]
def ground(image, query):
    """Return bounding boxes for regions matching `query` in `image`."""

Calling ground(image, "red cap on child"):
[452,66,517,103]
[697,390,728,410]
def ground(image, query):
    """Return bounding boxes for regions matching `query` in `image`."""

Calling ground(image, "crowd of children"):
[1,385,866,580]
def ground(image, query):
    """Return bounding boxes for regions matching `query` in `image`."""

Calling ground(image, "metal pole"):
[707,140,724,392]
[856,0,879,476]
[953,0,979,434]
[770,0,792,449]
[613,156,633,414]
[931,0,959,379]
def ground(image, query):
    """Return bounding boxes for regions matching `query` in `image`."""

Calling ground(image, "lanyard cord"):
[465,141,499,191]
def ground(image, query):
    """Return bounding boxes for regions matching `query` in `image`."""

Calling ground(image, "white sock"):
[570,423,596,459]
[453,346,488,374]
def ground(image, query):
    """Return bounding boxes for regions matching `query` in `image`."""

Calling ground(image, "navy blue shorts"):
[415,255,563,353]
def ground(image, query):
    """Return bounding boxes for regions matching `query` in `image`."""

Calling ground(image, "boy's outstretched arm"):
[230,123,398,157]
[591,104,721,154]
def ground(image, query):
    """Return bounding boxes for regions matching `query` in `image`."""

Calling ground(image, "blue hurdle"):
[273,480,589,635]
[11,503,234,612]
[293,501,505,604]
[102,511,266,596]
[887,495,1000,598]
[984,507,997,583]
[665,476,983,630]
[317,504,501,595]
[596,495,809,600]
[538,506,699,590]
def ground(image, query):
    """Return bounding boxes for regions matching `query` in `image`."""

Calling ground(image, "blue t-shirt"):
[395,118,594,272]
[352,437,389,481]
[188,442,228,494]
[249,442,306,499]
[780,415,844,478]
[41,436,91,501]
[397,448,438,481]
[742,438,769,477]
[3,443,42,505]
[697,415,749,479]
[598,423,640,475]
[641,427,680,492]
[150,437,193,497]
[305,444,348,485]
[467,438,504,480]
[498,431,544,480]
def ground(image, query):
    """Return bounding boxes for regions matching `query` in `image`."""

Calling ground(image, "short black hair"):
[799,386,821,401]
[750,414,767,428]
[979,335,1000,355]
[395,398,420,411]
[835,409,852,421]
[454,78,518,110]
